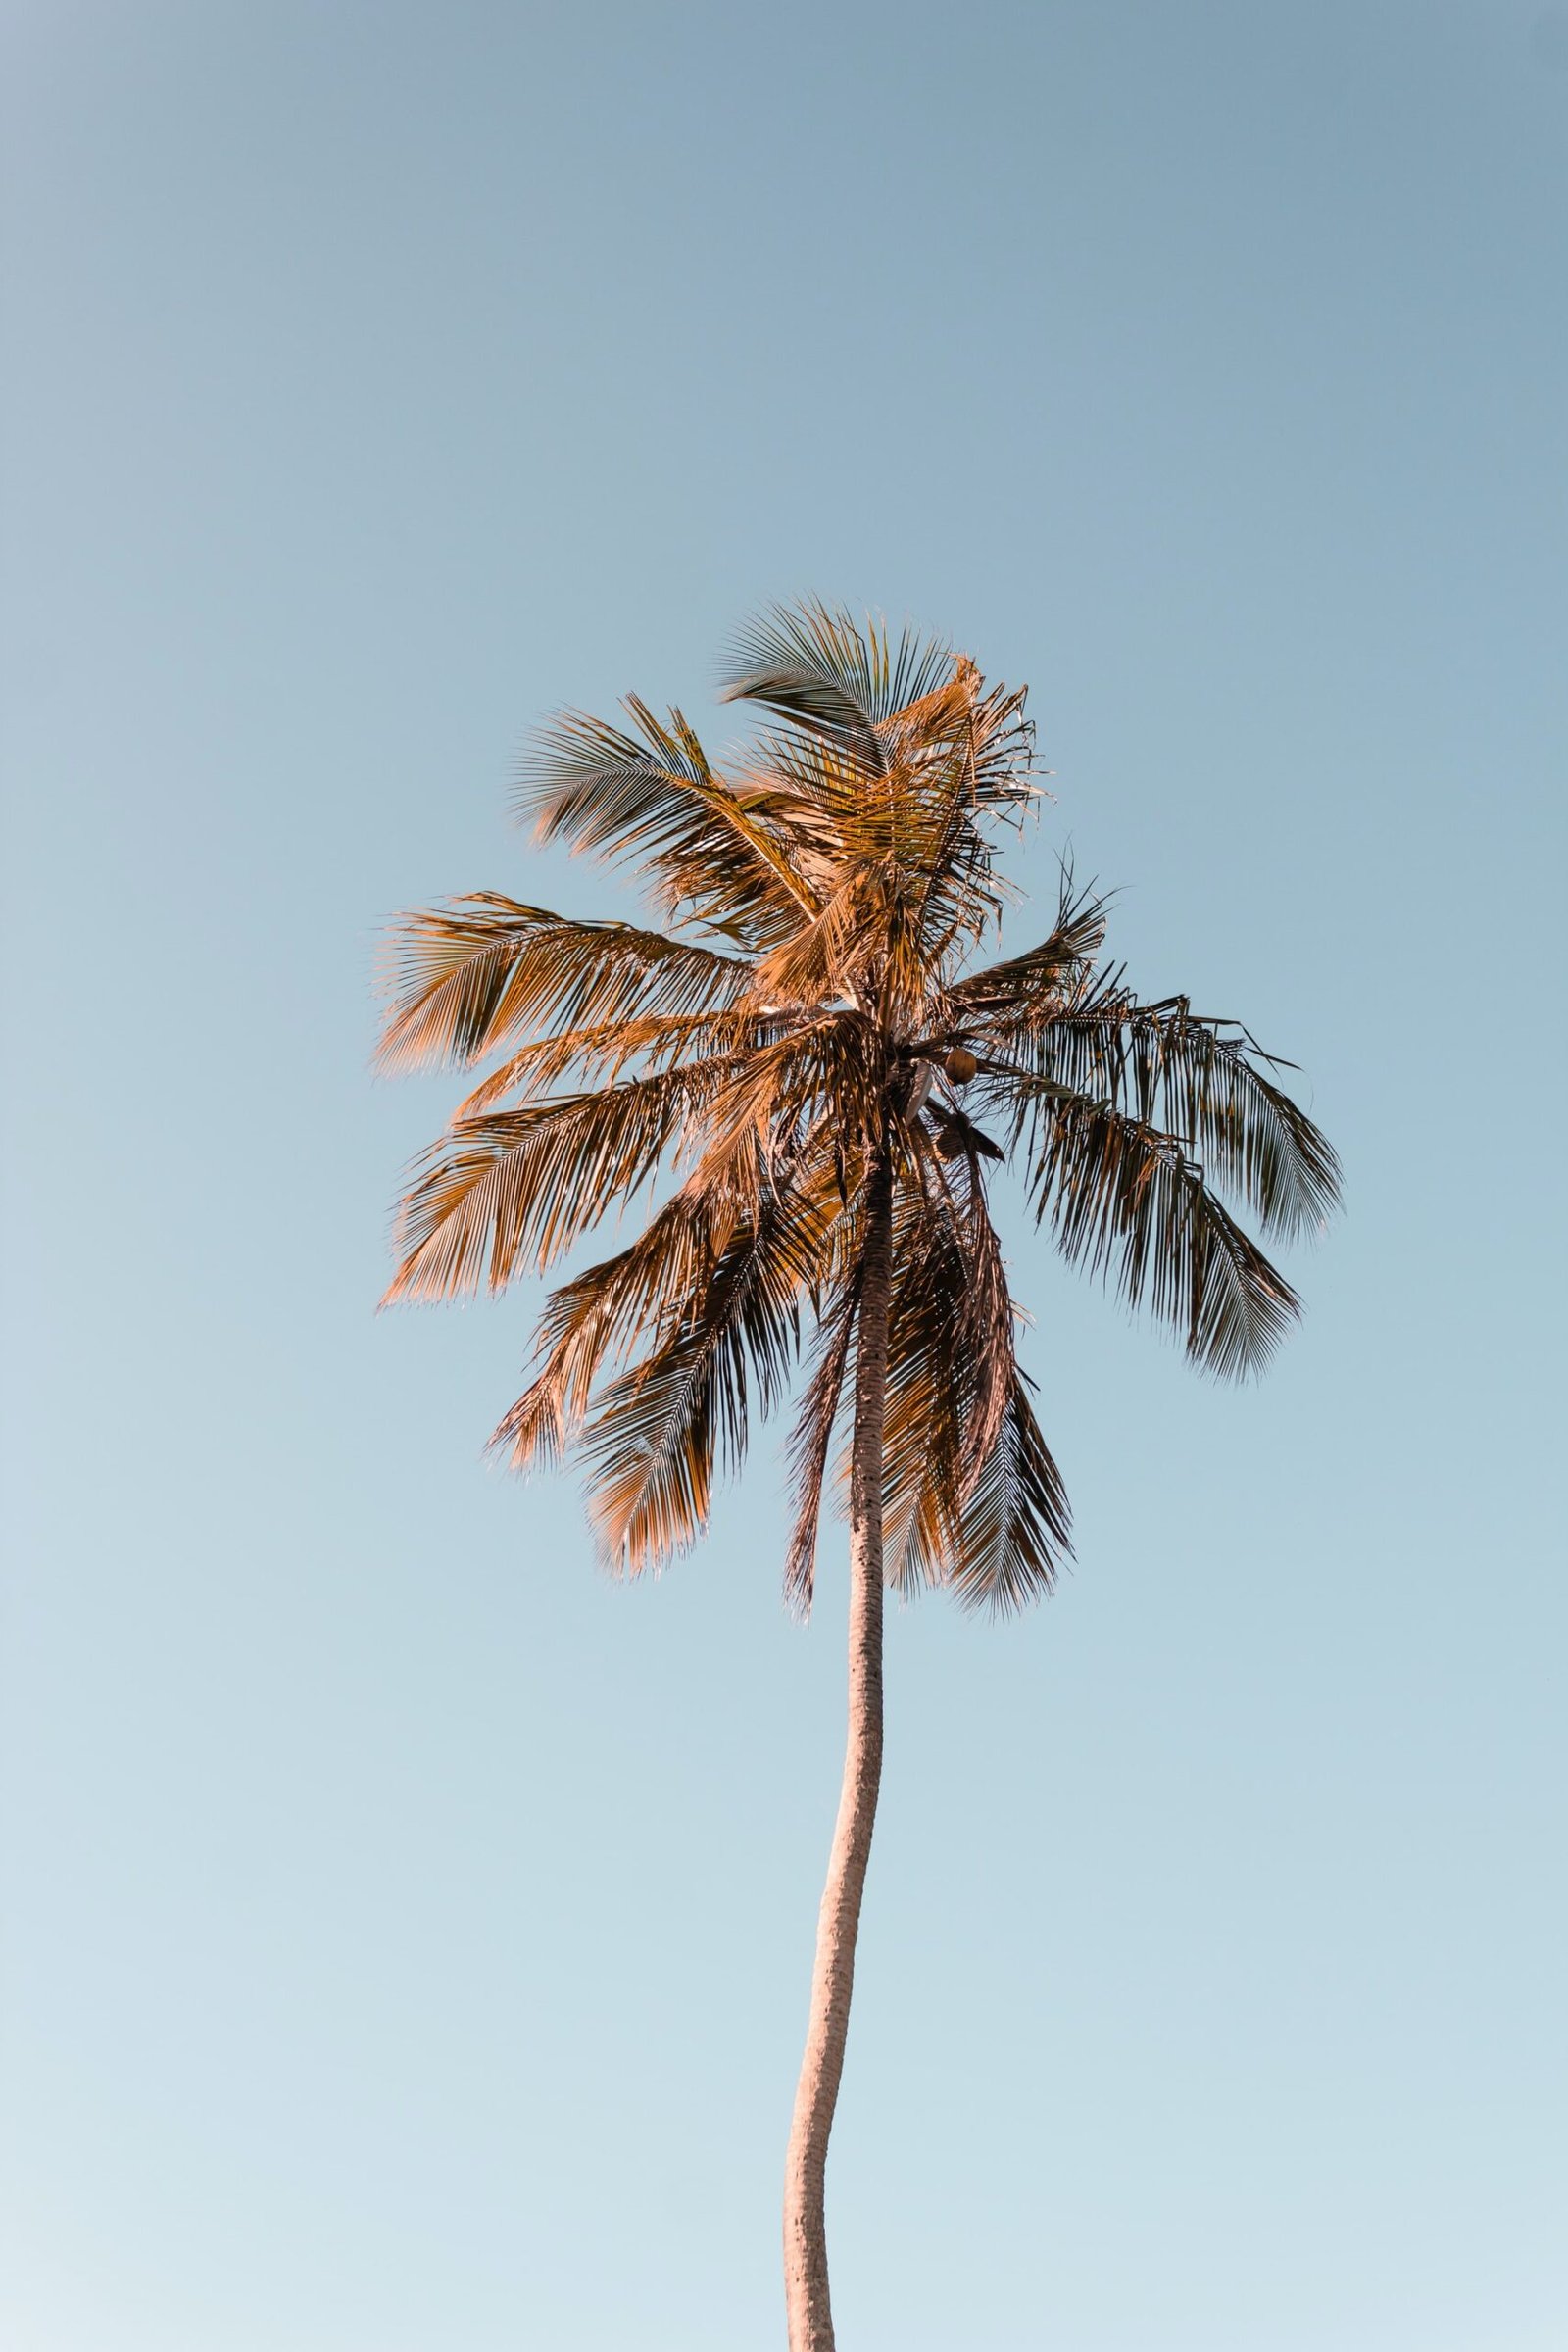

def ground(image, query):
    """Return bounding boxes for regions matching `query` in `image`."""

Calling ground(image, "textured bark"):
[782,1161,894,2352]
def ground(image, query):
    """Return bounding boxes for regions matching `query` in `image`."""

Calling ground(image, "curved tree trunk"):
[782,1162,894,2351]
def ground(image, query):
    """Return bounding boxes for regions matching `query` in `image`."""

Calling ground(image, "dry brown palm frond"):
[673,1010,883,1208]
[780,1151,1070,1619]
[876,1162,1010,1594]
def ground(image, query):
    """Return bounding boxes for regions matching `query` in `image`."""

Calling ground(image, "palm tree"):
[377,602,1340,2351]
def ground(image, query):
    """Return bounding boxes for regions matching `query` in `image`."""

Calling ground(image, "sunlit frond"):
[514,702,814,945]
[453,1006,762,1115]
[677,1009,882,1207]
[487,1185,742,1473]
[749,864,889,1012]
[376,894,753,1072]
[384,1058,738,1301]
[581,1157,843,1572]
[894,677,1040,967]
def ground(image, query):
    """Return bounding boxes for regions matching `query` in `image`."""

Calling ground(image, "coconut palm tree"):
[377,602,1340,2351]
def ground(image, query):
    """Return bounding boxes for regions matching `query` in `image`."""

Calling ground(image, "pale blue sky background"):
[2,4,1564,2348]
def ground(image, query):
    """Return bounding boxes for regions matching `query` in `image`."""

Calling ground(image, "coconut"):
[944,1045,979,1086]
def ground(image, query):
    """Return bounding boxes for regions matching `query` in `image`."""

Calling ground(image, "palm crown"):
[379,602,1340,1617]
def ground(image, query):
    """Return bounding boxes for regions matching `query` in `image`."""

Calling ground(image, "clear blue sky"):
[3,4,1564,2347]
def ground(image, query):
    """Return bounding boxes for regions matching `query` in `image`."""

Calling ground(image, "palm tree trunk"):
[782,1160,894,2351]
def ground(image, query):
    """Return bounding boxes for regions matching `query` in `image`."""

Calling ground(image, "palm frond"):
[950,874,1112,1028]
[376,895,753,1072]
[879,1163,1018,1593]
[894,676,1041,963]
[998,982,1341,1241]
[1014,1081,1301,1378]
[580,1159,842,1572]
[453,1006,762,1115]
[948,1373,1071,1614]
[717,600,956,766]
[514,702,815,943]
[487,1184,741,1472]
[676,1009,882,1210]
[384,1058,737,1301]
[749,864,889,1013]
